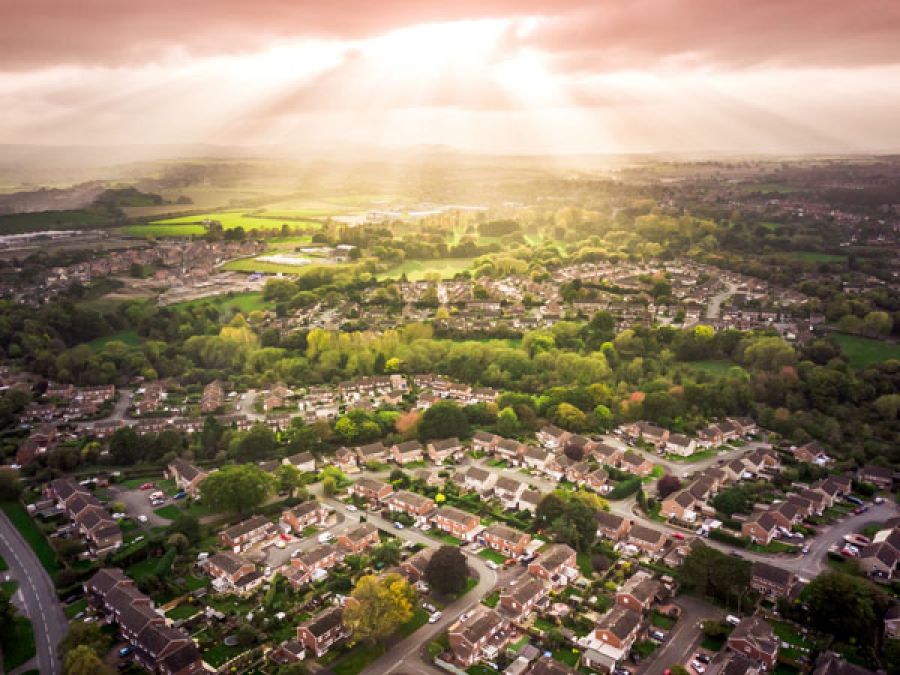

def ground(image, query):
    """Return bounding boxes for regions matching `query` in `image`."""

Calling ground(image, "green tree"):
[200,464,273,514]
[58,621,111,663]
[64,645,116,675]
[425,545,468,595]
[342,573,416,643]
[372,541,402,567]
[275,464,303,496]
[323,475,338,497]
[496,407,520,436]
[418,401,470,441]
[593,404,614,432]
[166,514,201,544]
[806,572,880,644]
[235,424,277,462]
[0,468,23,500]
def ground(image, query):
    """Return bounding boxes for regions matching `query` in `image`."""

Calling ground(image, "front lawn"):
[553,647,581,667]
[64,597,88,619]
[398,608,429,637]
[482,590,500,608]
[478,548,507,564]
[154,505,182,520]
[666,448,722,463]
[749,540,797,554]
[166,603,201,620]
[126,557,159,583]
[651,610,676,630]
[331,642,385,675]
[576,551,594,578]
[426,529,461,546]
[2,616,36,672]
[202,642,248,668]
[449,577,479,599]
[466,666,499,675]
[0,501,60,576]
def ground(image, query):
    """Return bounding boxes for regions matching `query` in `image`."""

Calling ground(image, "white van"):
[725,615,741,626]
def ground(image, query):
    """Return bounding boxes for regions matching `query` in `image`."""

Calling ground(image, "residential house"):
[660,490,700,523]
[726,616,778,670]
[337,522,380,555]
[290,544,341,586]
[355,442,388,465]
[859,465,894,490]
[401,548,434,582]
[593,443,624,467]
[596,511,631,541]
[427,437,464,464]
[665,433,697,457]
[529,656,579,675]
[297,607,350,658]
[536,425,571,450]
[812,651,879,675]
[615,571,660,614]
[284,452,316,473]
[522,447,554,473]
[495,438,527,464]
[432,506,481,541]
[473,431,499,454]
[625,421,669,449]
[528,544,578,589]
[626,524,668,557]
[768,501,804,531]
[595,607,643,651]
[499,577,548,621]
[859,540,899,580]
[517,489,541,513]
[620,451,654,477]
[348,477,393,503]
[391,440,424,465]
[281,500,326,533]
[493,476,526,510]
[585,468,611,494]
[206,552,262,595]
[481,523,531,558]
[165,458,207,498]
[742,512,779,545]
[751,561,797,598]
[220,515,276,551]
[448,608,508,667]
[793,441,832,466]
[333,447,360,473]
[386,490,436,525]
[463,467,497,494]
[201,380,224,413]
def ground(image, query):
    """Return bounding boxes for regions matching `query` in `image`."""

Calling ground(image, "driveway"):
[639,595,722,675]
[110,485,171,529]
[0,510,68,675]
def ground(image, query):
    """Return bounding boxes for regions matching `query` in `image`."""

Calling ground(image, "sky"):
[1,0,899,155]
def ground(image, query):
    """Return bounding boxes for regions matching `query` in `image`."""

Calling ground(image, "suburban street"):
[0,510,68,675]
[639,595,722,675]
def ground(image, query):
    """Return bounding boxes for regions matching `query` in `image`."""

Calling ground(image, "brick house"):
[494,438,527,464]
[528,543,578,589]
[473,431,499,454]
[463,466,497,494]
[620,450,655,477]
[281,500,327,533]
[297,607,350,658]
[499,576,548,621]
[400,548,433,582]
[355,441,388,465]
[859,465,895,490]
[427,437,464,464]
[615,571,660,614]
[742,511,779,545]
[166,458,208,498]
[391,440,424,465]
[595,607,643,651]
[206,552,262,595]
[585,468,610,494]
[337,522,380,555]
[626,524,667,557]
[348,477,394,503]
[284,452,316,473]
[660,490,700,523]
[751,561,797,598]
[432,506,481,541]
[448,608,508,667]
[386,490,436,525]
[333,446,360,473]
[593,443,624,467]
[220,515,276,551]
[493,476,526,510]
[536,425,571,450]
[665,433,697,457]
[726,616,778,670]
[596,511,631,541]
[481,523,531,558]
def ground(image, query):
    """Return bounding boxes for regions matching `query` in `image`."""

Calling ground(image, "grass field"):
[684,360,741,376]
[0,501,59,577]
[154,505,182,520]
[791,251,847,263]
[89,330,142,350]
[2,616,36,671]
[377,258,476,281]
[171,291,271,314]
[124,209,325,238]
[220,257,343,274]
[331,643,385,675]
[832,333,900,368]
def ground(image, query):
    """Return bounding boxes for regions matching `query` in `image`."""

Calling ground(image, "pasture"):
[832,333,900,368]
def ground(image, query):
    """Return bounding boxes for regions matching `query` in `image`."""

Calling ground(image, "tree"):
[0,468,23,500]
[425,545,468,595]
[418,401,470,441]
[862,311,892,337]
[372,541,402,567]
[678,543,753,612]
[496,407,520,436]
[275,464,303,496]
[200,464,273,514]
[166,514,201,544]
[323,476,338,497]
[553,402,587,431]
[657,475,682,499]
[235,424,277,462]
[806,572,881,644]
[593,404,614,432]
[535,493,567,531]
[64,645,115,675]
[342,573,416,643]
[711,487,750,517]
[58,621,111,663]
[155,547,177,577]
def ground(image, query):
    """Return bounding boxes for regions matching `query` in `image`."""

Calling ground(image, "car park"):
[696,653,711,664]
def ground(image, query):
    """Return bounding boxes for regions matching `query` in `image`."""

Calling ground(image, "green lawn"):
[0,552,6,571]
[449,577,479,599]
[666,447,722,463]
[154,505,182,520]
[221,258,347,275]
[0,501,60,577]
[749,540,797,554]
[481,590,500,608]
[89,330,142,349]
[64,597,89,619]
[166,603,201,620]
[201,641,248,668]
[651,610,676,630]
[2,616,36,672]
[331,642,385,675]
[426,529,461,546]
[466,665,500,675]
[170,291,272,314]
[126,557,159,583]
[377,258,477,281]
[398,607,429,637]
[832,333,900,369]
[576,551,594,578]
[127,210,310,238]
[478,548,507,564]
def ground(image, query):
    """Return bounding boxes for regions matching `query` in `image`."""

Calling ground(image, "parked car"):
[428,611,442,623]
[649,629,666,641]
[696,653,711,664]
[393,522,405,529]
[691,661,706,674]
[855,505,869,514]
[173,491,186,500]
[118,646,133,657]
[672,532,685,540]
[346,504,358,512]
[140,483,154,490]
[486,560,499,570]
[137,515,148,523]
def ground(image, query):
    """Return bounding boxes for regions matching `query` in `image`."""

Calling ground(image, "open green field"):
[377,258,476,281]
[684,360,742,376]
[221,257,343,275]
[171,291,272,314]
[0,502,60,577]
[832,333,900,368]
[124,210,325,237]
[121,223,207,237]
[89,330,142,350]
[791,251,847,263]
[2,616,36,671]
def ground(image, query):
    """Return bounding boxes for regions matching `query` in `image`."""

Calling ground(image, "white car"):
[485,561,499,570]
[691,661,706,674]
[137,515,148,523]
[428,611,442,623]
[346,504,358,512]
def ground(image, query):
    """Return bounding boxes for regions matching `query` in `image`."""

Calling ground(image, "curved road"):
[0,510,67,675]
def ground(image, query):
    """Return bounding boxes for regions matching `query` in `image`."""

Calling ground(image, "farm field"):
[123,210,325,238]
[377,257,476,281]
[832,333,900,368]
[0,209,114,234]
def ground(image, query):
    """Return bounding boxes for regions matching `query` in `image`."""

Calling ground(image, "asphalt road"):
[0,510,68,675]
[639,595,722,675]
